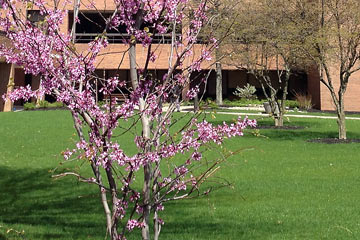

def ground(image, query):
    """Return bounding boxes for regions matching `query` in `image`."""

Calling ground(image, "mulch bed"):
[255,125,305,130]
[307,138,360,144]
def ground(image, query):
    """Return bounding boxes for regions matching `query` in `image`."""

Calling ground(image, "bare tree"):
[198,0,238,106]
[299,0,360,139]
[226,0,308,126]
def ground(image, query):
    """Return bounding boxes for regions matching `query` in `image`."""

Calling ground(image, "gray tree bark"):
[194,95,199,112]
[215,61,223,105]
[129,42,152,240]
[337,94,346,140]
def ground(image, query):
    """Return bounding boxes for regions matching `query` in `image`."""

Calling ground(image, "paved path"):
[178,107,360,120]
[210,111,360,120]
[14,104,360,120]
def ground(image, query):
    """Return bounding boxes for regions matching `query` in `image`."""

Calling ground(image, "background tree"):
[197,0,238,106]
[226,0,310,127]
[299,0,360,140]
[0,0,255,239]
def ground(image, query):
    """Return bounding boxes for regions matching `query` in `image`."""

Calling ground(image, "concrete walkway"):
[211,111,360,120]
[13,104,360,120]
[178,106,360,120]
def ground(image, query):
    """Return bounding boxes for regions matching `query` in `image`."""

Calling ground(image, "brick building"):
[0,2,358,112]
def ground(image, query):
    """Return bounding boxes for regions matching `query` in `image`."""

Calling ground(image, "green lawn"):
[1,110,360,239]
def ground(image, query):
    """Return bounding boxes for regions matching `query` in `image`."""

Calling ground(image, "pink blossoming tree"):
[0,0,256,239]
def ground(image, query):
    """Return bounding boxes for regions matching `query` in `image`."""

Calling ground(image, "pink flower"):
[186,85,199,100]
[127,219,144,231]
[192,152,202,161]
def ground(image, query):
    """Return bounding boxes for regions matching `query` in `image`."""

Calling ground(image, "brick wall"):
[320,65,360,111]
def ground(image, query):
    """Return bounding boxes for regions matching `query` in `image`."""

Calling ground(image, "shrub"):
[222,99,298,109]
[223,98,265,107]
[49,101,64,108]
[294,92,313,110]
[37,100,50,108]
[233,83,257,100]
[200,98,219,109]
[284,100,299,109]
[24,101,64,110]
[23,102,36,110]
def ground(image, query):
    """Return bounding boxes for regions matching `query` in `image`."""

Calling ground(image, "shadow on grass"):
[0,166,105,239]
[0,165,289,240]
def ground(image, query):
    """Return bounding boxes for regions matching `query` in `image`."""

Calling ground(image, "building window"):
[69,11,181,44]
[27,10,46,24]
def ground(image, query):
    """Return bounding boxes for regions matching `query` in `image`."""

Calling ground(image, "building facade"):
[0,1,358,112]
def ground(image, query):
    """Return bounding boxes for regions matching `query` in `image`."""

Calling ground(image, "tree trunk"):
[141,163,151,240]
[274,113,283,127]
[153,209,160,240]
[337,99,346,140]
[129,43,152,240]
[70,0,80,42]
[105,168,119,239]
[215,61,223,105]
[70,111,113,238]
[194,95,199,112]
[275,69,290,128]
[214,2,222,106]
[4,64,15,112]
[337,112,346,140]
[269,92,280,127]
[322,65,347,140]
[94,165,113,238]
[35,79,44,107]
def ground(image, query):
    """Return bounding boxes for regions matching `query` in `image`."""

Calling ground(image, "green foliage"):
[23,101,64,110]
[222,99,299,109]
[284,100,299,109]
[48,101,64,108]
[37,100,50,108]
[223,98,266,107]
[200,98,219,109]
[233,84,257,100]
[23,102,36,110]
[97,101,106,107]
[181,100,193,106]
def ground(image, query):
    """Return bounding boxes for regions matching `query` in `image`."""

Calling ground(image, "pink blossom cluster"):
[115,199,128,219]
[4,85,37,102]
[0,0,257,237]
[196,116,257,144]
[126,219,144,231]
[65,115,256,194]
[186,85,199,99]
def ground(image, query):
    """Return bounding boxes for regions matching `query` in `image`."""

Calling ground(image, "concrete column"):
[3,64,15,112]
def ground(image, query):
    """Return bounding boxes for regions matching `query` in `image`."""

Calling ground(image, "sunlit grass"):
[1,110,360,239]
